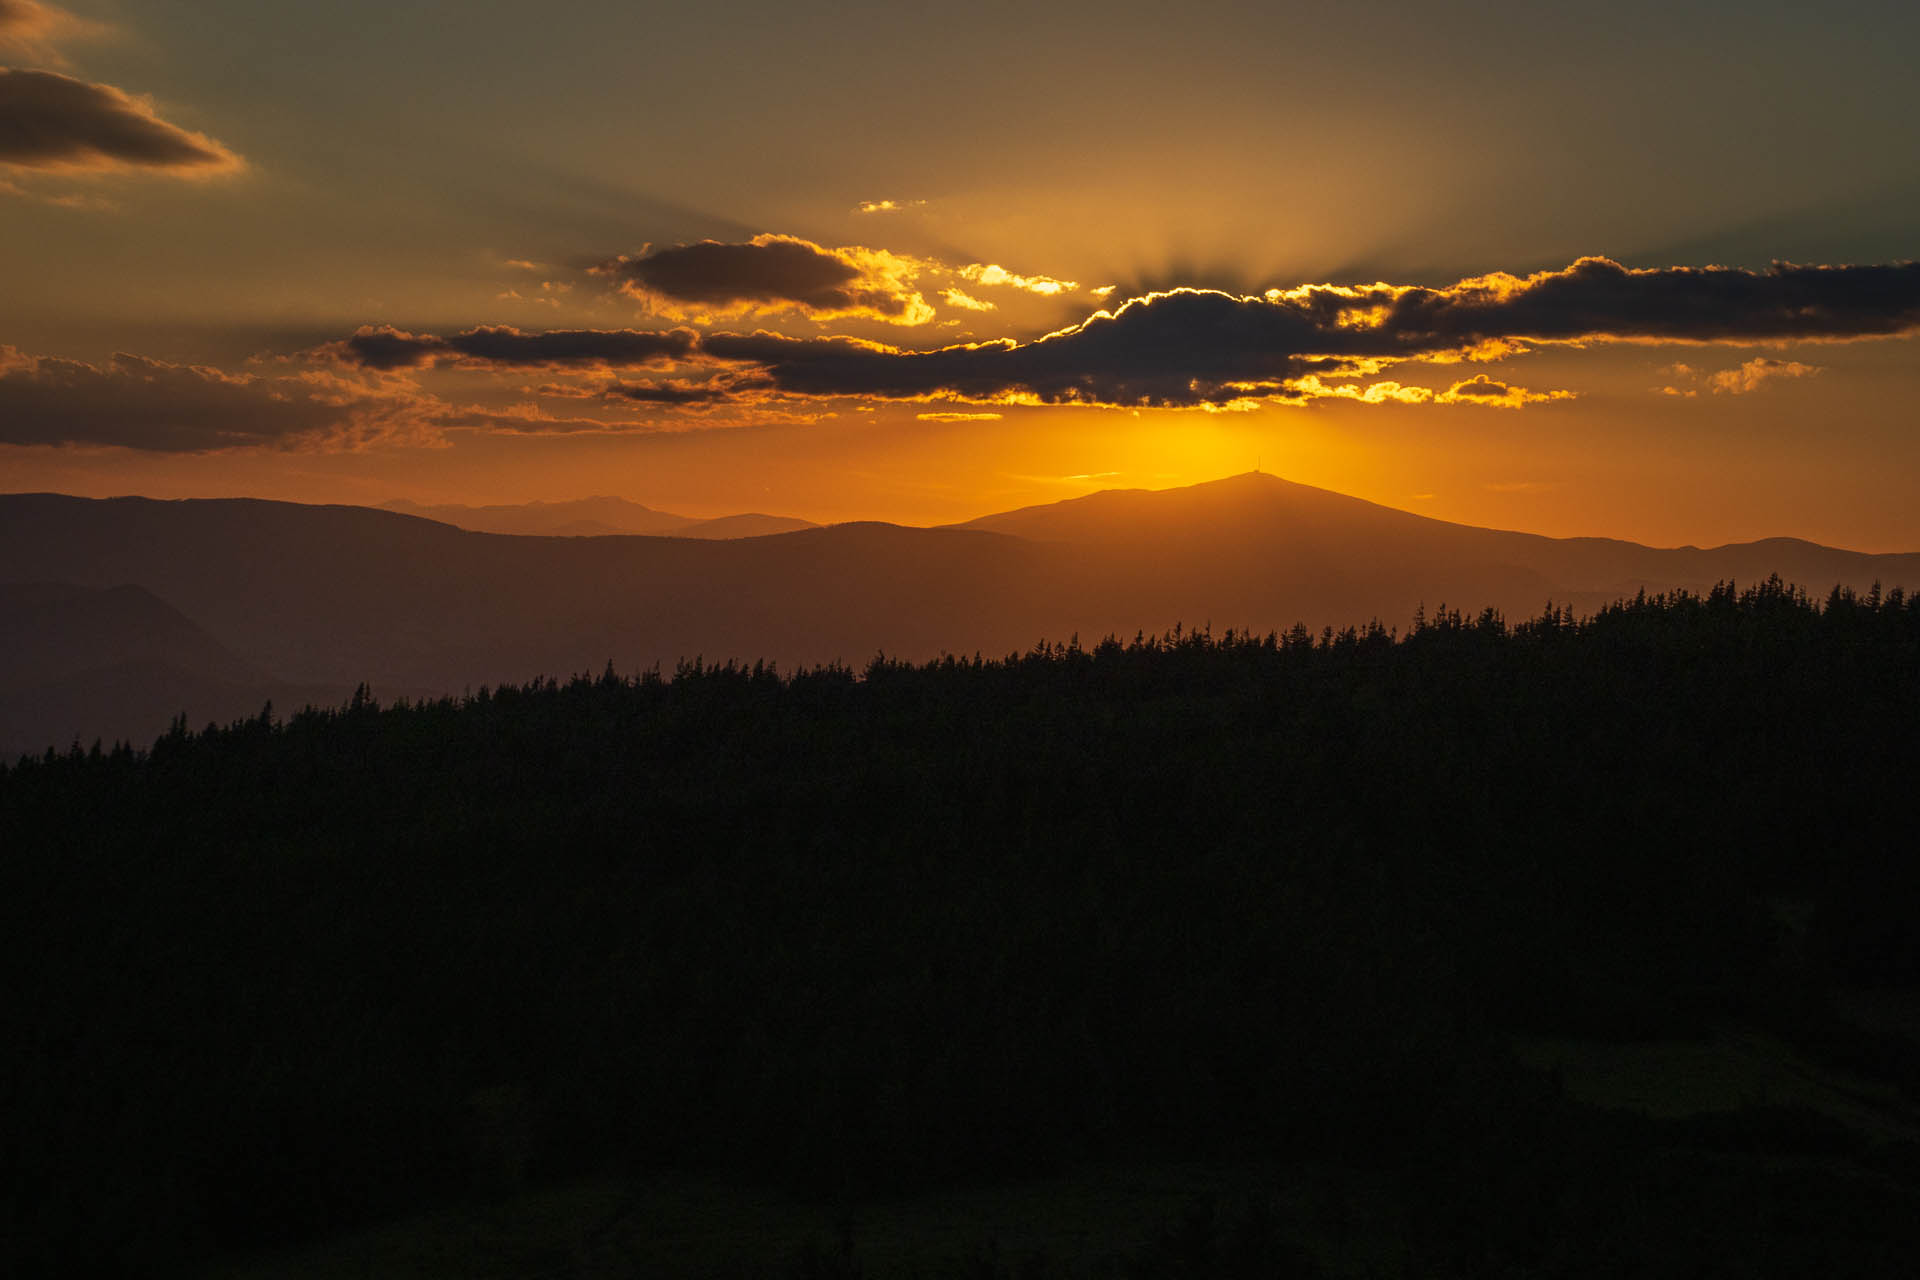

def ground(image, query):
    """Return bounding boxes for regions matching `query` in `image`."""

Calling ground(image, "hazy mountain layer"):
[953,472,1920,624]
[382,496,818,539]
[0,582,354,759]
[4,473,1918,755]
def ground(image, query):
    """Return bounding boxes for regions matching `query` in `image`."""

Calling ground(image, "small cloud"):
[1655,385,1697,398]
[1708,356,1821,395]
[1090,285,1116,299]
[940,288,995,312]
[495,288,560,308]
[601,377,736,407]
[1436,374,1575,408]
[959,263,1079,296]
[0,173,113,209]
[855,198,925,214]
[594,233,933,325]
[916,411,1003,422]
[1285,375,1433,405]
[502,258,542,271]
[1410,492,1436,501]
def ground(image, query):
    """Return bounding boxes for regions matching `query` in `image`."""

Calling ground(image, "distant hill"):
[675,512,820,539]
[0,494,1051,722]
[3,475,1917,756]
[950,471,1920,628]
[0,581,259,691]
[381,497,817,539]
[0,582,348,759]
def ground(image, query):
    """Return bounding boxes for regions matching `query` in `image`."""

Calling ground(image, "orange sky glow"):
[4,0,1919,549]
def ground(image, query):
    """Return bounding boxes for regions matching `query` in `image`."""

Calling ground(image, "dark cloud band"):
[708,257,1920,408]
[328,325,699,371]
[322,256,1920,411]
[1376,257,1920,347]
[0,348,407,451]
[0,68,241,174]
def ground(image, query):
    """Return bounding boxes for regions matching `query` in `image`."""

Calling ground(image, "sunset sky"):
[4,0,1918,548]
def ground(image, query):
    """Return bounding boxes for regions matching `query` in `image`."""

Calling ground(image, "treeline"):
[3,578,1919,1274]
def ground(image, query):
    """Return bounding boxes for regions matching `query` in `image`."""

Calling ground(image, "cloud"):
[320,324,699,371]
[1708,357,1821,395]
[959,263,1079,296]
[0,342,817,450]
[435,397,833,435]
[856,198,925,213]
[427,403,652,436]
[0,68,242,175]
[1652,354,1822,397]
[0,0,108,66]
[0,346,427,452]
[600,373,765,407]
[0,170,111,207]
[916,411,1004,422]
[594,233,934,325]
[940,288,995,312]
[1281,375,1435,405]
[1434,374,1576,408]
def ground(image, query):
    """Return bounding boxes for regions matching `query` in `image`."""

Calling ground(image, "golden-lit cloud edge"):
[1655,356,1825,398]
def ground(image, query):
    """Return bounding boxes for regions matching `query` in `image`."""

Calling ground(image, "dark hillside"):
[5,581,1919,1275]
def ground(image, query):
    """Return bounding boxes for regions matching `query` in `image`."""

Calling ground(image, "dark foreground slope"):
[5,583,1919,1276]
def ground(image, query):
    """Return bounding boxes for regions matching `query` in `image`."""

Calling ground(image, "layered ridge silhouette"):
[4,472,1917,757]
[381,496,818,539]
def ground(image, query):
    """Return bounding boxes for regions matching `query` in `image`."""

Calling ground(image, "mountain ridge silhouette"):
[381,496,818,539]
[4,473,1917,757]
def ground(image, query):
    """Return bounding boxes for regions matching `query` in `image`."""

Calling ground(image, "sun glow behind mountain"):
[2,1,1918,549]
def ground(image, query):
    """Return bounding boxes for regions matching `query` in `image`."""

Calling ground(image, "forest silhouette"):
[5,578,1920,1274]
